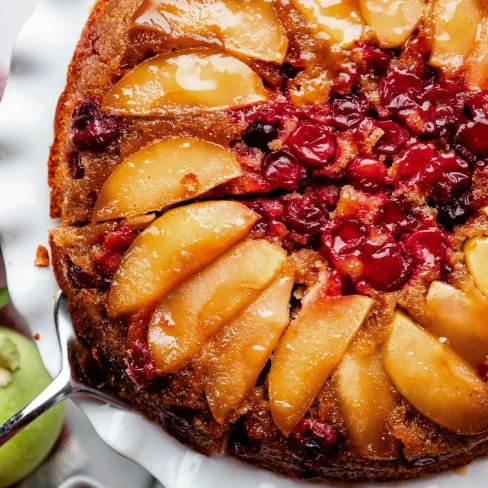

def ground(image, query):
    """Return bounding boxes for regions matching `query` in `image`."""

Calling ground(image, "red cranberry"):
[375,120,408,155]
[347,157,387,192]
[127,308,153,343]
[376,199,414,235]
[456,115,488,159]
[395,145,470,203]
[359,239,412,291]
[283,195,327,235]
[283,186,339,235]
[244,198,288,240]
[246,198,284,220]
[404,228,449,273]
[263,151,301,190]
[417,85,458,134]
[330,92,367,129]
[379,67,422,112]
[127,340,156,385]
[68,151,85,179]
[97,225,136,276]
[287,123,336,167]
[291,418,338,450]
[70,97,121,150]
[359,45,390,75]
[322,219,367,255]
[242,121,279,151]
[103,225,136,252]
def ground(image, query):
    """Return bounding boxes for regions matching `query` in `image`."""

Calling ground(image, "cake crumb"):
[33,333,40,340]
[35,246,50,267]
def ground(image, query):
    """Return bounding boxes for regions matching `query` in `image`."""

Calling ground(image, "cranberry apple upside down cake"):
[48,0,488,482]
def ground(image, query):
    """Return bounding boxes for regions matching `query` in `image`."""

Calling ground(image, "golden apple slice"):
[429,0,484,73]
[132,0,288,64]
[425,281,488,366]
[93,138,242,223]
[102,49,268,116]
[336,347,399,460]
[204,265,295,423]
[148,240,286,374]
[359,0,424,48]
[466,17,488,90]
[384,312,488,435]
[464,236,488,298]
[292,0,363,46]
[108,201,258,316]
[269,286,374,435]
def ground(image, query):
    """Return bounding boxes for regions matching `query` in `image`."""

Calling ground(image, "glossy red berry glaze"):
[283,187,338,235]
[404,228,450,276]
[320,219,413,292]
[331,92,368,129]
[347,157,387,192]
[229,33,484,293]
[394,144,470,203]
[96,225,137,277]
[375,120,409,155]
[70,97,121,151]
[379,67,423,113]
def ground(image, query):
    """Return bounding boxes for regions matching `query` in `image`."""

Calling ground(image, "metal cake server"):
[0,292,131,448]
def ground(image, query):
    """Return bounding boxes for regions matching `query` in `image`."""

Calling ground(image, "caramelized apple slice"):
[102,49,268,116]
[466,17,488,90]
[429,0,484,73]
[93,138,242,222]
[425,281,488,366]
[269,286,374,435]
[292,0,363,46]
[132,0,288,63]
[204,265,294,423]
[384,312,488,435]
[336,347,399,459]
[359,0,424,48]
[109,201,258,316]
[148,240,286,374]
[464,236,488,298]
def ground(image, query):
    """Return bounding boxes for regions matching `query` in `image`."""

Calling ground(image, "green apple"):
[0,328,65,487]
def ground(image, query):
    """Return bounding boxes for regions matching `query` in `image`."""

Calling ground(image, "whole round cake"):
[48,0,488,482]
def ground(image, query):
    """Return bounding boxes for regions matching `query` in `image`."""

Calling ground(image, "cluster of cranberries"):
[236,36,488,293]
[68,97,121,179]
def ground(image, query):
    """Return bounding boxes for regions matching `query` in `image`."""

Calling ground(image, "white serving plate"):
[0,1,487,486]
